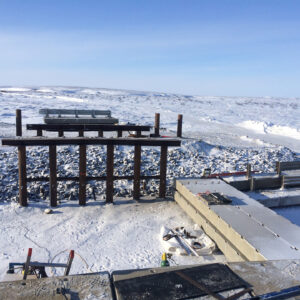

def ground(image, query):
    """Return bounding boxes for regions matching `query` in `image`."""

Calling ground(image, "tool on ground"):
[7,248,75,280]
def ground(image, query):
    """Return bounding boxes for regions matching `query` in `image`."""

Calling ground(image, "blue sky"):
[0,0,300,96]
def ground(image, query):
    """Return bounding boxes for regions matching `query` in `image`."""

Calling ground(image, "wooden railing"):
[2,137,181,207]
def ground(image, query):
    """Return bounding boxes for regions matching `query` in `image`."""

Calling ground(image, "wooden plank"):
[229,180,251,192]
[2,137,181,147]
[106,144,114,203]
[26,175,160,182]
[277,161,300,174]
[155,113,160,136]
[79,145,87,205]
[49,145,57,207]
[27,124,151,132]
[159,145,168,198]
[177,114,183,138]
[16,109,22,136]
[39,109,111,116]
[133,145,141,200]
[18,145,27,206]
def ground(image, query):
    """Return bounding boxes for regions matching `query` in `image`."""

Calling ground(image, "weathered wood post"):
[37,129,43,137]
[133,145,141,200]
[98,130,103,137]
[159,146,168,198]
[16,109,22,136]
[155,113,160,136]
[177,114,183,138]
[49,145,57,207]
[106,144,114,203]
[79,145,87,205]
[250,177,256,191]
[18,145,27,206]
[58,130,64,137]
[117,130,122,138]
[78,130,84,137]
[246,164,252,179]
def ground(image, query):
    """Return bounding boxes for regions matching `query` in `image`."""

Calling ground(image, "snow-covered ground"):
[0,86,299,279]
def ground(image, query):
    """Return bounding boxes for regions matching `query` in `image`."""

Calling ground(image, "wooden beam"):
[79,145,87,205]
[18,145,27,206]
[49,145,57,207]
[27,123,151,132]
[106,144,114,203]
[159,145,168,198]
[98,130,103,137]
[117,130,122,138]
[177,114,183,138]
[26,175,161,182]
[155,113,160,136]
[2,137,181,147]
[16,109,22,136]
[133,145,141,200]
[246,164,251,179]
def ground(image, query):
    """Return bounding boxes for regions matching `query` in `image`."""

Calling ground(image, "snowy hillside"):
[0,86,299,279]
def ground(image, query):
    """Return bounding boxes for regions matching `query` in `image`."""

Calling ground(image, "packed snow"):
[0,86,299,279]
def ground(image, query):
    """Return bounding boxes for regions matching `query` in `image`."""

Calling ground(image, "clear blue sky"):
[0,0,300,97]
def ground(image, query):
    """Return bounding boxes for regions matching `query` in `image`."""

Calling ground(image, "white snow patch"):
[55,95,86,103]
[239,121,300,140]
[0,87,31,92]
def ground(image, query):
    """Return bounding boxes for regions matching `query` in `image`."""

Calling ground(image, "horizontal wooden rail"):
[2,137,181,147]
[276,161,300,174]
[3,137,180,206]
[26,124,151,132]
[26,175,160,182]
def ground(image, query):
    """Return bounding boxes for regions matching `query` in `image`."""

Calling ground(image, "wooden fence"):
[2,137,181,207]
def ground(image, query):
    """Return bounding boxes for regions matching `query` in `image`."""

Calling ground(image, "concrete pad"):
[0,272,112,300]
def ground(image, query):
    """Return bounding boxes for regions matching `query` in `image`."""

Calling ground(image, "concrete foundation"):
[175,178,300,262]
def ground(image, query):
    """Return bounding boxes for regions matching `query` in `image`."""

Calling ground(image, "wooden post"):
[281,175,285,189]
[18,145,27,206]
[159,145,168,198]
[276,161,281,175]
[98,130,103,137]
[117,130,122,138]
[37,129,43,137]
[79,145,86,205]
[58,130,64,137]
[246,164,251,179]
[177,114,183,138]
[16,109,22,136]
[136,130,141,137]
[79,130,84,137]
[155,113,160,136]
[250,177,256,191]
[106,144,114,203]
[133,145,141,200]
[49,145,57,207]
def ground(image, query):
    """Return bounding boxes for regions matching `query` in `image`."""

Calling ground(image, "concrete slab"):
[175,178,300,261]
[112,260,300,299]
[0,272,112,300]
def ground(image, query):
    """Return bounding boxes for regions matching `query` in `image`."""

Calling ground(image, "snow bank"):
[239,120,300,140]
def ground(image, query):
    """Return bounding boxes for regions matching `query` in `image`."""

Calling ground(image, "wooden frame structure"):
[2,137,181,207]
[26,124,151,138]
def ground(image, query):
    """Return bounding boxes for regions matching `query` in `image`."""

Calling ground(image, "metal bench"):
[39,109,118,125]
